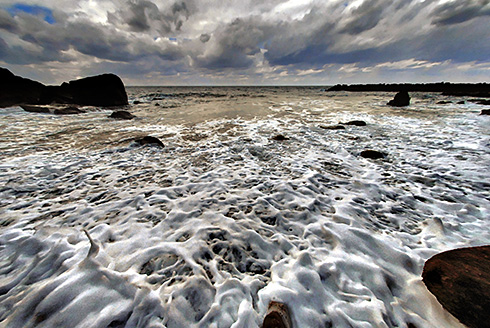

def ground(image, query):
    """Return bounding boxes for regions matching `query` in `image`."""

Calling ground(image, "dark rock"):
[42,73,128,106]
[422,246,490,328]
[360,150,386,159]
[0,67,128,108]
[133,100,142,104]
[437,101,452,104]
[54,106,85,115]
[136,136,164,147]
[387,91,410,107]
[262,302,292,328]
[0,67,45,107]
[20,105,50,113]
[109,110,135,120]
[343,120,367,126]
[480,109,490,115]
[469,99,490,105]
[320,125,346,130]
[271,134,290,141]
[457,101,465,104]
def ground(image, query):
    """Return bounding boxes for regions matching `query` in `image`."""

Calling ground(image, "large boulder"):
[387,91,410,107]
[0,68,45,107]
[422,246,490,328]
[0,67,128,108]
[41,73,128,106]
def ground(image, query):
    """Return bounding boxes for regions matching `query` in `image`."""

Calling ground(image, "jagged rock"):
[387,91,410,107]
[109,110,135,120]
[271,134,290,141]
[343,120,367,126]
[262,302,292,328]
[320,125,345,130]
[360,150,386,159]
[480,109,490,115]
[136,136,164,147]
[422,246,490,328]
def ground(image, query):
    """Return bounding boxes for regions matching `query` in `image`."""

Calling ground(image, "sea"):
[0,86,488,328]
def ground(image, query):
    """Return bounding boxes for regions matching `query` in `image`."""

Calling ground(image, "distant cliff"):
[0,67,128,108]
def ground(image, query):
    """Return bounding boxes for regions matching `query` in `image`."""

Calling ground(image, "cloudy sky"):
[1,0,489,85]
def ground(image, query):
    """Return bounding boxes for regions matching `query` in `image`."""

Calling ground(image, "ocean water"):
[0,87,488,328]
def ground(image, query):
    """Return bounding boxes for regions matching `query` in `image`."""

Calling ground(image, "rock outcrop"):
[0,67,128,108]
[422,246,490,328]
[387,91,410,107]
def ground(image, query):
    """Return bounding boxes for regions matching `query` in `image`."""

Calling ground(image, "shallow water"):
[0,87,489,327]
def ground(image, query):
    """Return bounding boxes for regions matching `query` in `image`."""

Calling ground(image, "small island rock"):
[387,91,410,107]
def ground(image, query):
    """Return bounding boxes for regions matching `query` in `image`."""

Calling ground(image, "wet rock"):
[20,105,50,113]
[480,109,490,115]
[320,125,345,130]
[54,106,85,115]
[387,91,410,107]
[422,246,490,328]
[360,150,386,159]
[262,301,292,328]
[271,134,290,141]
[136,136,164,147]
[437,101,452,104]
[343,120,367,126]
[470,99,490,105]
[457,101,465,104]
[109,110,135,120]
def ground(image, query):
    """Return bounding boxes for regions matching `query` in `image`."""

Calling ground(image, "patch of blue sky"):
[7,4,55,24]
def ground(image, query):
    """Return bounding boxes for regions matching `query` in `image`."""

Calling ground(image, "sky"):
[0,0,489,85]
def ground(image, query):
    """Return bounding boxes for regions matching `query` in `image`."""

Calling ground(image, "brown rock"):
[422,246,490,328]
[262,301,292,328]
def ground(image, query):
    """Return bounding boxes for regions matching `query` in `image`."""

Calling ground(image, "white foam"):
[1,89,488,327]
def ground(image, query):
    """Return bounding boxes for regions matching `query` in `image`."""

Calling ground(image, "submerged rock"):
[54,106,85,115]
[360,150,386,159]
[343,120,367,126]
[262,301,292,328]
[109,110,135,120]
[387,91,410,107]
[136,136,164,147]
[271,134,290,141]
[422,246,490,328]
[20,104,50,113]
[320,124,345,130]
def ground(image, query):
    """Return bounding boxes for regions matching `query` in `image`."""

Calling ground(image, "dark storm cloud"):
[339,0,385,34]
[109,0,192,34]
[432,0,490,25]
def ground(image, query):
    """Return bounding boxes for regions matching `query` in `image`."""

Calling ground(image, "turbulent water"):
[0,87,489,328]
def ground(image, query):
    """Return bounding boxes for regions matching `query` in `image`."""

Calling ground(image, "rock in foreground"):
[387,91,410,107]
[422,246,490,328]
